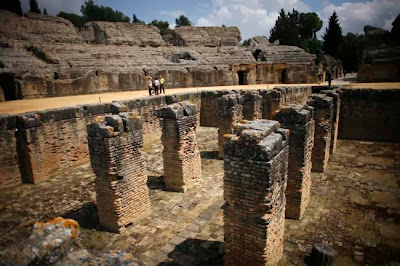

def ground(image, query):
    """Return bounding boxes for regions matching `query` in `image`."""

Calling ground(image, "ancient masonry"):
[223,120,289,266]
[320,90,341,154]
[87,113,150,233]
[242,91,263,120]
[275,105,315,219]
[156,102,202,192]
[217,94,244,158]
[307,94,334,172]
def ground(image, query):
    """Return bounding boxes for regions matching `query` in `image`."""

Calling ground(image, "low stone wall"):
[338,89,400,142]
[0,115,20,188]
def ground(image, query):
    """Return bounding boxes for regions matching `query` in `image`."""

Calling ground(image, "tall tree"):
[299,12,323,39]
[322,11,343,58]
[338,33,365,71]
[149,20,172,36]
[80,0,130,23]
[43,8,47,15]
[0,0,23,15]
[269,9,300,46]
[29,0,41,14]
[58,12,86,28]
[175,15,192,27]
[132,14,144,24]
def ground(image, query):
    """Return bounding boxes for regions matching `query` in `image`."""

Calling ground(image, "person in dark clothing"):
[327,71,332,87]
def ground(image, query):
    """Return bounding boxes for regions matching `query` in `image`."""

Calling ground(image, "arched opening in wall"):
[279,69,287,84]
[0,73,19,101]
[237,71,248,85]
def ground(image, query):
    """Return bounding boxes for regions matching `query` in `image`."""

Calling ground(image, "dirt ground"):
[1,74,400,114]
[0,127,399,265]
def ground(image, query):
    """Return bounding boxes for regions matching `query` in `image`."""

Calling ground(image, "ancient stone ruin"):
[307,94,334,172]
[274,105,315,219]
[224,120,289,265]
[87,113,150,232]
[156,102,202,192]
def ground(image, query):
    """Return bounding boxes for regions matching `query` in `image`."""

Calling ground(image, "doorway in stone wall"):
[0,73,19,101]
[279,69,287,84]
[237,71,248,85]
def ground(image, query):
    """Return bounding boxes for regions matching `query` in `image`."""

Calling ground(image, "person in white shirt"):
[148,77,153,96]
[154,78,160,95]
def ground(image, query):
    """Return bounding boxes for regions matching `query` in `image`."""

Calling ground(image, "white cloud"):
[196,0,310,40]
[318,0,400,37]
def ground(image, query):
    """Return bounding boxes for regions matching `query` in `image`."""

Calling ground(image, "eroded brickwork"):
[18,107,89,183]
[223,120,289,266]
[307,94,334,172]
[87,113,150,233]
[320,90,341,154]
[200,91,230,127]
[156,102,202,192]
[242,91,262,120]
[275,105,315,219]
[217,94,244,158]
[0,115,21,189]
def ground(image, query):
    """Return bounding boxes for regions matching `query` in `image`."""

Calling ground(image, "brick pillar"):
[243,92,262,120]
[217,94,244,158]
[224,120,289,266]
[261,89,282,119]
[320,90,341,154]
[156,102,202,192]
[87,113,150,233]
[307,94,334,172]
[274,105,315,219]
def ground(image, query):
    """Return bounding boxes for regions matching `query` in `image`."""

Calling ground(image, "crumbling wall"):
[200,90,231,127]
[320,89,341,153]
[156,103,202,192]
[338,89,400,142]
[224,120,288,265]
[242,92,262,120]
[172,26,241,47]
[0,115,21,189]
[307,94,334,172]
[87,113,150,232]
[274,105,315,219]
[17,107,89,183]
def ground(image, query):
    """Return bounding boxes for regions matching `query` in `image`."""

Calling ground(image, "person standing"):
[148,77,153,96]
[160,75,165,94]
[327,70,332,87]
[154,78,160,95]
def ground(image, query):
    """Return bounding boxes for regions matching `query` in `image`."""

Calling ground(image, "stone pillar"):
[217,94,244,158]
[307,94,334,173]
[261,89,282,119]
[223,120,289,266]
[320,90,341,154]
[274,105,315,219]
[242,91,262,120]
[156,102,201,192]
[87,113,150,233]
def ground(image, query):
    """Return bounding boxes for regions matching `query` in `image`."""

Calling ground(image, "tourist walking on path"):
[327,70,332,87]
[148,77,153,96]
[160,75,166,94]
[154,78,160,95]
[318,72,323,84]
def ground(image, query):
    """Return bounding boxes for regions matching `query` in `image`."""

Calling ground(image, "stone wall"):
[274,105,315,219]
[307,94,334,172]
[224,120,289,265]
[242,92,262,120]
[320,90,341,154]
[171,26,241,47]
[156,103,202,192]
[338,89,400,142]
[17,107,89,183]
[87,113,150,232]
[0,115,21,188]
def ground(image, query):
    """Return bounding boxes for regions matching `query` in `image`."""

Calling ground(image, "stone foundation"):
[156,102,202,192]
[242,91,262,120]
[217,94,244,158]
[307,94,334,172]
[320,90,341,154]
[87,113,150,233]
[223,120,289,266]
[275,105,315,219]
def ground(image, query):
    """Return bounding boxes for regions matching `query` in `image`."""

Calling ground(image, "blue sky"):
[22,0,400,40]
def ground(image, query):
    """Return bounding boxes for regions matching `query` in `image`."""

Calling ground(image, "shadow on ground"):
[62,202,99,230]
[159,238,224,266]
[200,151,219,160]
[147,175,166,190]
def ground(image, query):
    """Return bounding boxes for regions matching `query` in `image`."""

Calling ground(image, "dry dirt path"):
[1,79,399,115]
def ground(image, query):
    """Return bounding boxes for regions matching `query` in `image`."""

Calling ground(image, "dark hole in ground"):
[62,202,99,230]
[200,151,219,160]
[159,238,224,266]
[147,175,165,190]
